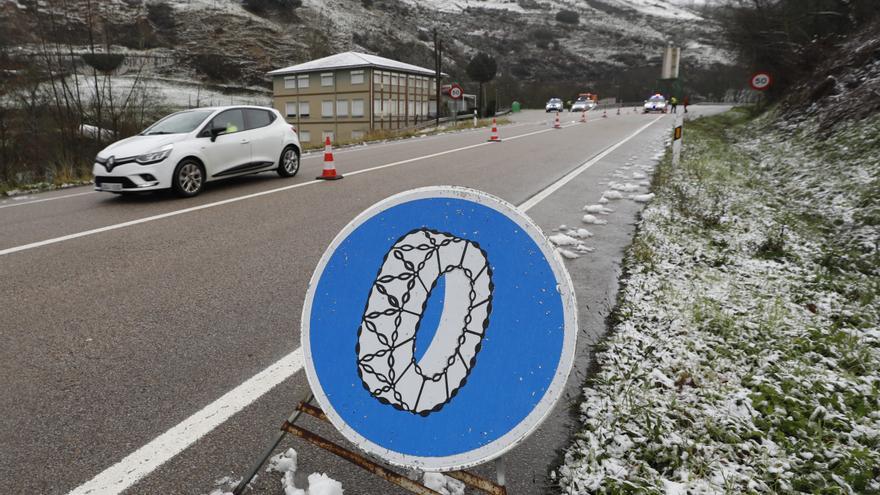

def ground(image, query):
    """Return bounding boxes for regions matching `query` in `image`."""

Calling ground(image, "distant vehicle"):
[545,98,564,112]
[571,94,597,112]
[577,92,598,103]
[643,94,668,113]
[93,106,301,197]
[571,99,593,112]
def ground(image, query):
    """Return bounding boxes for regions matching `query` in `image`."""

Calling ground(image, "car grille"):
[94,176,138,189]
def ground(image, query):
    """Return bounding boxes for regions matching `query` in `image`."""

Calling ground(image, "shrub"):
[555,9,579,24]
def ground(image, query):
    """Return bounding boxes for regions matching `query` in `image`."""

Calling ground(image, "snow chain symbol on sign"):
[356,228,493,416]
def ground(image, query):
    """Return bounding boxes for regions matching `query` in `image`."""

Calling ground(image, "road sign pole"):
[672,113,683,166]
[239,397,508,495]
[232,392,314,495]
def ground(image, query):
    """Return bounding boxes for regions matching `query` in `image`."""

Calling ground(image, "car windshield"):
[649,95,665,102]
[141,109,214,135]
[549,99,561,103]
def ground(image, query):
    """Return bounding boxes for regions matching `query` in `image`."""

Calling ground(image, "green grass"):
[558,107,880,494]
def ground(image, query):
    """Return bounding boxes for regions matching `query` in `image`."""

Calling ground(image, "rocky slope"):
[0,0,736,103]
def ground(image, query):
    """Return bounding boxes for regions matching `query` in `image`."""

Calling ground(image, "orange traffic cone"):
[317,136,343,180]
[553,112,561,129]
[488,117,501,142]
[580,110,587,123]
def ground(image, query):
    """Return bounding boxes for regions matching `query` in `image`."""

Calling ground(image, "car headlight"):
[136,144,173,165]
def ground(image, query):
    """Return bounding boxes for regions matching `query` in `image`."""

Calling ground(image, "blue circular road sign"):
[302,186,577,471]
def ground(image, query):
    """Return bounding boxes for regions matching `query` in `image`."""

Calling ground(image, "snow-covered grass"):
[557,108,880,494]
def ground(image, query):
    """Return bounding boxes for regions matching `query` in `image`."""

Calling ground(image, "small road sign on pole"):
[672,114,683,165]
[302,186,578,472]
[449,84,463,100]
[750,72,772,91]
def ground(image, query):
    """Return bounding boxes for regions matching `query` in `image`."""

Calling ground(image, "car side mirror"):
[209,127,225,142]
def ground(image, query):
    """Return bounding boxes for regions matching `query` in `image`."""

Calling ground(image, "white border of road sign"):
[301,186,578,471]
[750,72,772,91]
[449,84,463,100]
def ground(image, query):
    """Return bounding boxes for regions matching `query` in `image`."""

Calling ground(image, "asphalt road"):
[0,106,729,494]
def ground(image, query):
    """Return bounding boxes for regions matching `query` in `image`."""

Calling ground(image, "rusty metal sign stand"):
[233,394,507,495]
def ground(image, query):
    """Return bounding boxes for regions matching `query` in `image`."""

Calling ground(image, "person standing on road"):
[670,96,678,114]
[683,95,690,113]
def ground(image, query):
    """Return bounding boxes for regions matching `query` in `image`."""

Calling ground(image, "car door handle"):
[240,139,250,144]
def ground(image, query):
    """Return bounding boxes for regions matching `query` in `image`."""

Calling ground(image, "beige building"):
[268,52,442,145]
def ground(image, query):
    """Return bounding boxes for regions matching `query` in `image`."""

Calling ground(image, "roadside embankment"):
[556,108,880,493]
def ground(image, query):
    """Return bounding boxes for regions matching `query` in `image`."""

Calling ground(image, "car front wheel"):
[277,146,299,177]
[172,159,205,198]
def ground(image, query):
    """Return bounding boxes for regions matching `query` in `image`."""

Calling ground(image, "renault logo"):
[106,156,116,171]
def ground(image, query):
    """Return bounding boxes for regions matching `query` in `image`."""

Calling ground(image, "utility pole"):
[434,28,441,127]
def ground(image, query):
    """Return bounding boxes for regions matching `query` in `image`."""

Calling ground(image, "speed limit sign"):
[750,72,772,91]
[449,83,463,100]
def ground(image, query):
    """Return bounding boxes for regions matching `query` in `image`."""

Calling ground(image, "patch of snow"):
[632,193,655,203]
[557,248,581,260]
[583,204,614,214]
[267,448,344,495]
[422,472,465,495]
[549,233,580,247]
[602,190,624,200]
[582,214,608,225]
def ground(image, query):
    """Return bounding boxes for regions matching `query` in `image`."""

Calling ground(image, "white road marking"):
[518,116,663,212]
[65,116,664,495]
[1,124,572,257]
[0,191,96,209]
[67,350,304,495]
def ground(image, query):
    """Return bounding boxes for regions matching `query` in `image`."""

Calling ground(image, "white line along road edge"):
[1,123,568,258]
[0,191,96,210]
[66,116,663,495]
[67,350,304,495]
[518,115,663,212]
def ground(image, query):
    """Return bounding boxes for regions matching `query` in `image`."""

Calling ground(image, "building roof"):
[268,51,444,77]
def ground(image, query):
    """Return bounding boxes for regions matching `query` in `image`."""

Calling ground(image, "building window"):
[284,77,296,89]
[336,99,348,117]
[351,130,365,140]
[408,100,415,115]
[373,71,381,84]
[351,70,364,85]
[391,74,398,90]
[321,72,334,87]
[382,73,390,86]
[322,131,335,143]
[299,130,311,142]
[373,98,382,116]
[297,75,309,89]
[285,102,297,117]
[321,100,334,118]
[352,99,365,118]
[299,101,310,117]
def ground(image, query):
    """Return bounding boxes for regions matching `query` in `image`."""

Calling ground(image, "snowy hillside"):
[0,0,735,106]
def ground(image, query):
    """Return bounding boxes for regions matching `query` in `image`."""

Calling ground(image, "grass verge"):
[556,108,880,494]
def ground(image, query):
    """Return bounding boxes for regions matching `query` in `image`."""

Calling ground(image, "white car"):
[570,99,595,112]
[643,94,668,113]
[545,98,564,112]
[93,106,301,197]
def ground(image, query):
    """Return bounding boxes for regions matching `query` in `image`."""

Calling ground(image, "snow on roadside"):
[263,448,344,495]
[422,472,465,495]
[558,109,880,493]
